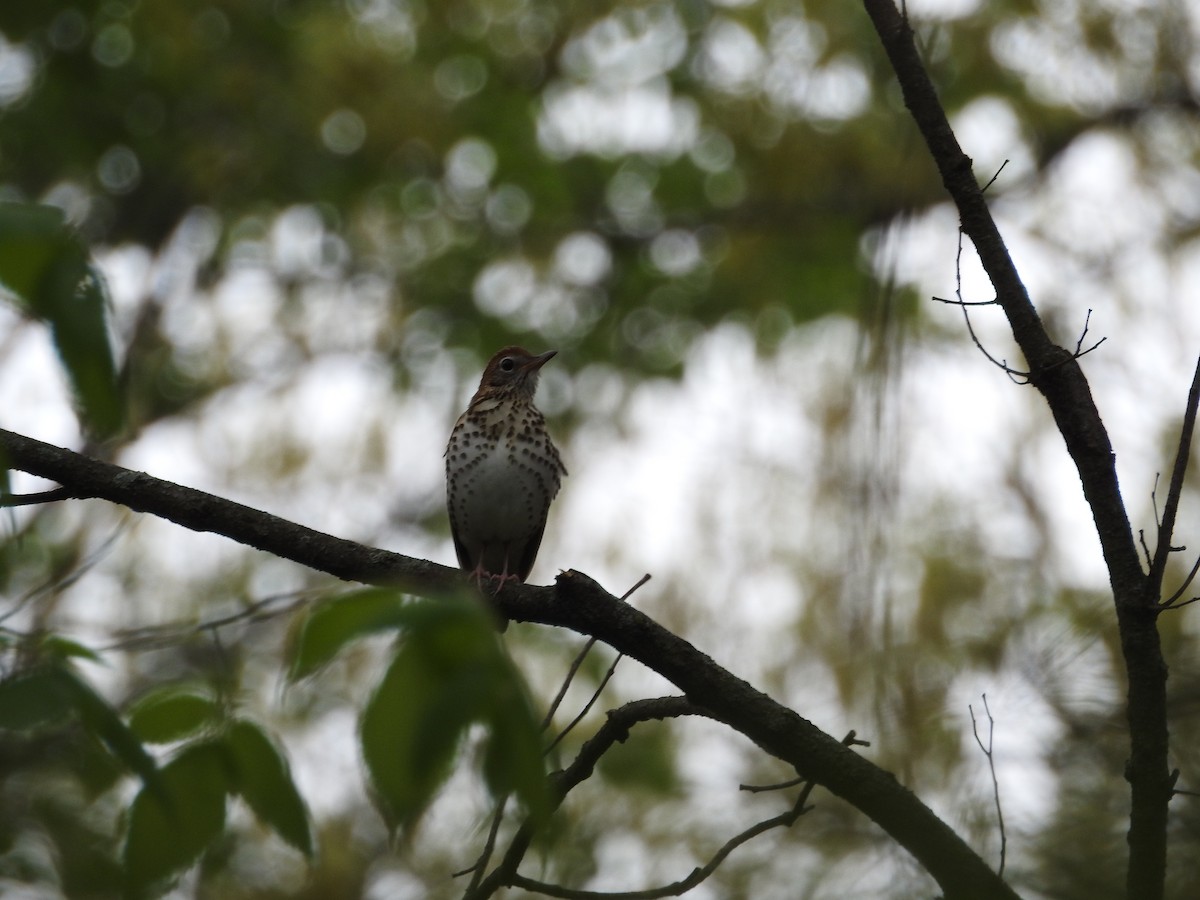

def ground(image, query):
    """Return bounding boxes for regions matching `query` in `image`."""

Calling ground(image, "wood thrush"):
[445,347,567,606]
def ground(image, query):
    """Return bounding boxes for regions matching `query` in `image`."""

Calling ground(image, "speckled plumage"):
[445,347,566,589]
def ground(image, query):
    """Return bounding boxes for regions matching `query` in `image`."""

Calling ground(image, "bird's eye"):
[500,358,516,372]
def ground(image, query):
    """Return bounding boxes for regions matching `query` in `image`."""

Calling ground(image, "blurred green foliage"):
[0,203,122,437]
[2,0,1200,898]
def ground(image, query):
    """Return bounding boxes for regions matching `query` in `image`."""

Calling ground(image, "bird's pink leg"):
[484,548,521,592]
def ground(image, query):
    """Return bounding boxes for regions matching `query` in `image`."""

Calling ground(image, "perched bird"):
[445,347,567,606]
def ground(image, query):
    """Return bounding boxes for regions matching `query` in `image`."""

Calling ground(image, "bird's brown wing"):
[515,517,548,583]
[448,507,475,573]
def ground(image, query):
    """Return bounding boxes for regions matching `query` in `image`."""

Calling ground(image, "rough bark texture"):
[861,2,1170,897]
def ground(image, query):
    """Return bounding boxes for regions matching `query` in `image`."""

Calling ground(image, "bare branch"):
[509,795,810,899]
[980,160,1009,194]
[0,427,464,596]
[1160,589,1200,612]
[546,651,623,755]
[861,1,1163,893]
[1161,555,1199,607]
[0,486,78,507]
[742,731,871,793]
[947,227,1031,383]
[542,575,650,731]
[969,695,1007,877]
[740,775,805,794]
[1072,309,1107,359]
[931,296,999,308]
[453,585,656,889]
[465,698,707,900]
[508,730,870,899]
[0,427,1020,900]
[455,795,508,893]
[1152,355,1200,598]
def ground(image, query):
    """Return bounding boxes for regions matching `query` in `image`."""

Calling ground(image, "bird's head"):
[474,346,557,398]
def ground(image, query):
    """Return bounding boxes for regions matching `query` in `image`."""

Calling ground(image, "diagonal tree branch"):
[0,427,462,595]
[1150,356,1200,595]
[0,428,1019,900]
[861,2,1169,896]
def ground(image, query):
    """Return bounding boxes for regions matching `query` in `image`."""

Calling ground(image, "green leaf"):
[223,719,313,857]
[0,667,76,731]
[0,203,68,303]
[481,660,552,824]
[288,588,410,679]
[0,664,159,793]
[129,686,221,744]
[0,201,123,438]
[123,742,229,892]
[359,598,548,832]
[360,631,473,831]
[59,667,160,791]
[40,634,104,664]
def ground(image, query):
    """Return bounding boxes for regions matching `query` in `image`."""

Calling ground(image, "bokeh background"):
[3,0,1200,897]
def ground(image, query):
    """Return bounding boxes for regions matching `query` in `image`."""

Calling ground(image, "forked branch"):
[861,1,1168,896]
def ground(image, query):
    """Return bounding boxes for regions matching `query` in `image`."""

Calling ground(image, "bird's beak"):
[524,350,557,372]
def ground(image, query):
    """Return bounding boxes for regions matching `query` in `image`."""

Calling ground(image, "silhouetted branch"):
[509,796,810,899]
[1072,309,1107,359]
[542,575,649,733]
[980,160,1009,193]
[946,226,1031,383]
[508,729,870,899]
[861,1,1167,895]
[0,427,1020,900]
[1152,356,1200,597]
[455,795,508,893]
[970,695,1007,877]
[0,486,77,506]
[742,730,871,793]
[546,650,622,755]
[0,427,463,595]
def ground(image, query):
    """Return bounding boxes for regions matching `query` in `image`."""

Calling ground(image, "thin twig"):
[949,227,1031,383]
[741,731,870,792]
[1151,473,1162,528]
[1139,529,1154,571]
[545,652,623,755]
[969,695,1007,877]
[932,296,999,307]
[0,487,78,507]
[1161,593,1200,612]
[507,729,866,899]
[1072,309,1106,358]
[101,588,321,651]
[980,160,1009,194]
[454,794,509,891]
[740,776,804,793]
[509,796,810,899]
[542,637,599,730]
[1162,553,1200,607]
[0,519,130,626]
[542,575,650,730]
[1153,355,1200,598]
[464,575,652,895]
